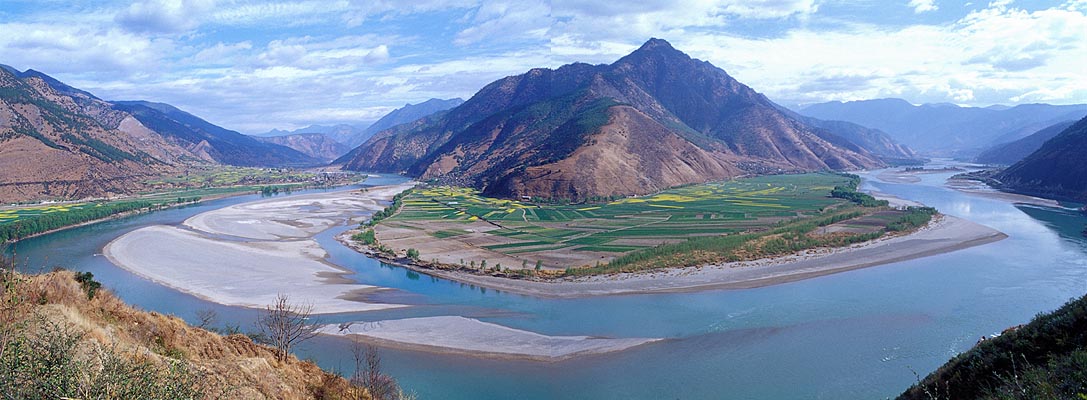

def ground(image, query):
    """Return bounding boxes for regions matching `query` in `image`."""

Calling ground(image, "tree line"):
[0,197,200,242]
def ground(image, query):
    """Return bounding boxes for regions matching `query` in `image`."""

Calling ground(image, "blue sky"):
[1,0,1085,133]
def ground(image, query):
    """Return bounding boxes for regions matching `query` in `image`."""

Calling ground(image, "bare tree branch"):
[256,293,319,362]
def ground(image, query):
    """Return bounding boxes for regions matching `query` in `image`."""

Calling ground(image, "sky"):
[1,0,1085,133]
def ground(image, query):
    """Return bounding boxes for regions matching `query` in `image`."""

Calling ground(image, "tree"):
[351,340,399,400]
[256,293,319,362]
[405,248,420,260]
[195,308,218,330]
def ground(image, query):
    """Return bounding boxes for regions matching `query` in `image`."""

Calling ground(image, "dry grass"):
[2,269,363,400]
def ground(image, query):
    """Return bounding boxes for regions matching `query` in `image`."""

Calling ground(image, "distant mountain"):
[799,99,1087,156]
[352,98,465,148]
[256,123,368,146]
[254,133,350,162]
[338,39,884,201]
[995,115,1087,201]
[112,101,320,167]
[975,120,1077,165]
[257,99,463,150]
[773,104,916,162]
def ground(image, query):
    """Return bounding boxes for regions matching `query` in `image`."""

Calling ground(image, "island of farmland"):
[350,172,937,277]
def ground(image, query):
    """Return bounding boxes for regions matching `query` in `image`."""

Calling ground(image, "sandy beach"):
[318,316,662,362]
[104,184,416,314]
[353,214,1006,298]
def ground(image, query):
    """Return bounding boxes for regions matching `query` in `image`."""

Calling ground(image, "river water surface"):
[9,166,1087,399]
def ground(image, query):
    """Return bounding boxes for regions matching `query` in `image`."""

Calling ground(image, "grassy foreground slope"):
[899,293,1087,399]
[0,269,363,399]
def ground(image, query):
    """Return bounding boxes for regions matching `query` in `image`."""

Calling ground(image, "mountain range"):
[258,98,464,148]
[975,120,1077,165]
[799,98,1087,156]
[254,98,465,160]
[0,66,316,202]
[996,115,1087,201]
[337,39,908,201]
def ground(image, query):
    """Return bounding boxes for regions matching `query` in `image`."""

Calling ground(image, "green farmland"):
[371,172,932,275]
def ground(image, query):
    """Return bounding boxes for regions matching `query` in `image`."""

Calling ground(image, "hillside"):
[113,101,320,167]
[995,115,1087,201]
[255,132,351,162]
[0,270,358,399]
[899,291,1087,399]
[774,105,916,162]
[0,67,193,202]
[350,98,465,148]
[975,120,1076,165]
[799,99,1087,156]
[339,39,889,201]
[0,66,324,202]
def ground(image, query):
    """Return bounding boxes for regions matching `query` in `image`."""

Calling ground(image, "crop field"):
[141,165,318,188]
[0,203,96,222]
[377,173,881,269]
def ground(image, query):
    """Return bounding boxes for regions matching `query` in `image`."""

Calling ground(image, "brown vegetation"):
[0,266,371,399]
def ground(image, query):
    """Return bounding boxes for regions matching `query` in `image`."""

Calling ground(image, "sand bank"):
[105,225,404,314]
[185,184,415,240]
[359,214,1006,298]
[318,316,661,362]
[104,184,417,314]
[945,178,1061,207]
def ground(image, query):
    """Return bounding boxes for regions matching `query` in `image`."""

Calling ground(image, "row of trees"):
[0,197,200,242]
[366,189,413,227]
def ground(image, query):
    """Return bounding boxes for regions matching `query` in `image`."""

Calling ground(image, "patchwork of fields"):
[374,173,868,270]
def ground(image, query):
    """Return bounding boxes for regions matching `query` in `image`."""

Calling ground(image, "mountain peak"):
[638,38,675,51]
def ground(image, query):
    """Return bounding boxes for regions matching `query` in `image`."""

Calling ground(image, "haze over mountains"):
[256,98,465,160]
[799,99,1087,156]
[338,39,913,201]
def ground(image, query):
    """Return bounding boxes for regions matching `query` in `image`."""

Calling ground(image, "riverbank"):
[3,181,354,245]
[103,183,416,314]
[338,214,1006,298]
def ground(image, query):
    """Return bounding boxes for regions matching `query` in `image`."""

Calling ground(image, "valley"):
[4,1,1087,397]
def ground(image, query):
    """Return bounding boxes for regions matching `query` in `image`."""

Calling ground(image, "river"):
[8,165,1087,399]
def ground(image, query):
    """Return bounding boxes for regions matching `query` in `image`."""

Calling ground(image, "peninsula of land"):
[340,214,1005,298]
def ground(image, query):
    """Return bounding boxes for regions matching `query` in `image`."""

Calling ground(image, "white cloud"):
[4,0,1085,133]
[364,45,390,63]
[908,0,938,13]
[115,0,215,33]
[454,0,552,45]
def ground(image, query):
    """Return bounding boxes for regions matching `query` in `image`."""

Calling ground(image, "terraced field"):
[374,173,874,270]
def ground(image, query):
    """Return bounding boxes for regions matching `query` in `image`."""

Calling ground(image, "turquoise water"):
[9,169,1087,399]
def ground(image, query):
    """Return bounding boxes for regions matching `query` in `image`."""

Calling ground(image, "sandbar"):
[185,184,415,240]
[104,184,417,314]
[318,316,661,362]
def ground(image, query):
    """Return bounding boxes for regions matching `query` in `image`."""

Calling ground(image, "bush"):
[0,319,207,399]
[351,229,377,245]
[73,271,101,300]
